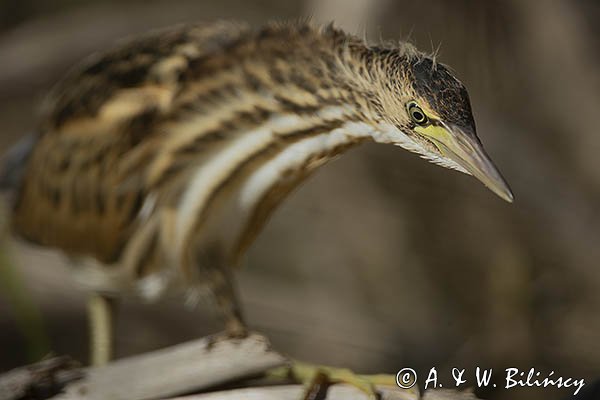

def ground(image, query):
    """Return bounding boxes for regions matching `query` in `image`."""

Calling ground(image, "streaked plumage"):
[2,20,512,343]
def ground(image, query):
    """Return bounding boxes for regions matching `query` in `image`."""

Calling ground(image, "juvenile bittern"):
[1,21,512,396]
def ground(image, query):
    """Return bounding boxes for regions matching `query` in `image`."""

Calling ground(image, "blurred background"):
[0,1,599,399]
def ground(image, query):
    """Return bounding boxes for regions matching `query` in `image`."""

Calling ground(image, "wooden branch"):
[0,357,82,400]
[168,384,419,400]
[53,333,287,400]
[1,333,480,400]
[168,385,479,400]
[422,389,480,400]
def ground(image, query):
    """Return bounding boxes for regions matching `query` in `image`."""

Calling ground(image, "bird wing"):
[0,133,36,192]
[10,21,250,265]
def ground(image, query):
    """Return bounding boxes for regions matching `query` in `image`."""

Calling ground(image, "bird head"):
[365,51,513,203]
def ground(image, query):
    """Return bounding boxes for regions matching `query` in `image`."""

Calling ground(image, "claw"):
[303,371,331,400]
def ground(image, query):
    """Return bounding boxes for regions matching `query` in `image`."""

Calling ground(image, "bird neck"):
[143,27,400,263]
[170,103,377,262]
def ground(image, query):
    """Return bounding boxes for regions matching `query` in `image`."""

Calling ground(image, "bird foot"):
[268,360,403,400]
[205,323,249,350]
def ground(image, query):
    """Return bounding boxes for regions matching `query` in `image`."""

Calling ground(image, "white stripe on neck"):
[174,120,272,258]
[173,105,355,261]
[238,120,374,210]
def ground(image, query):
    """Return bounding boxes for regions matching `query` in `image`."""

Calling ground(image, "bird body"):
[3,21,512,350]
[11,22,369,300]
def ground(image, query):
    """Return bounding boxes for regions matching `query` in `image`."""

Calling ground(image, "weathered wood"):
[422,389,479,400]
[0,357,82,400]
[1,334,479,400]
[51,333,286,400]
[167,385,479,400]
[169,384,419,400]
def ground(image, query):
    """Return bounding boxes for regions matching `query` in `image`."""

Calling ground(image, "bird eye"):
[407,101,428,125]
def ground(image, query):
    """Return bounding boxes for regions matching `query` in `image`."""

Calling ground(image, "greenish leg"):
[268,361,405,400]
[87,294,117,366]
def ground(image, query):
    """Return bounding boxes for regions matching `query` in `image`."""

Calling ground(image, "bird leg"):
[87,293,117,366]
[268,361,403,400]
[205,265,248,349]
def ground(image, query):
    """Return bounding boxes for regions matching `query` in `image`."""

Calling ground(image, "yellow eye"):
[407,101,428,125]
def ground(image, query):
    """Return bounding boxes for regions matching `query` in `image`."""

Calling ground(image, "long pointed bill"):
[415,122,514,202]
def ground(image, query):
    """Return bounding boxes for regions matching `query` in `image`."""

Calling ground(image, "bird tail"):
[0,133,36,193]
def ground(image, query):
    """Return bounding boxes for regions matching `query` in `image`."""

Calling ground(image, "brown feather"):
[10,20,428,306]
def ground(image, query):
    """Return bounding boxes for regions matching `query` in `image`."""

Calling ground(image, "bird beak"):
[415,122,514,203]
